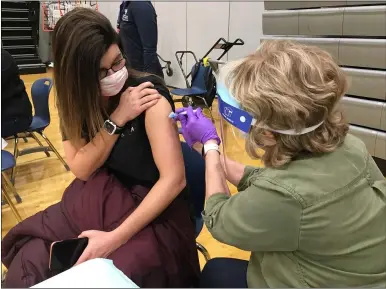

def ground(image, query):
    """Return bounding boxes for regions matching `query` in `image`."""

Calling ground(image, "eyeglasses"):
[99,56,126,80]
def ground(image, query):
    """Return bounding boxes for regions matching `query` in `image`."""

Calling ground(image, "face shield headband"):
[216,82,324,135]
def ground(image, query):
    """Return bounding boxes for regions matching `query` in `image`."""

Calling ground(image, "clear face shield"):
[216,82,263,169]
[207,58,325,173]
[206,59,263,170]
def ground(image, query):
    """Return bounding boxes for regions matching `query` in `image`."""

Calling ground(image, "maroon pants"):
[2,170,200,288]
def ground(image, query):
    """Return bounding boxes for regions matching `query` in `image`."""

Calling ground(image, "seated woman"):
[2,8,199,288]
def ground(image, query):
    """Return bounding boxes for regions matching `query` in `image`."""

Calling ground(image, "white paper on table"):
[2,138,8,149]
[32,258,139,288]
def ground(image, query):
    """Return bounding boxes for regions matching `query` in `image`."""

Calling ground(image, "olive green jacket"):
[203,134,386,287]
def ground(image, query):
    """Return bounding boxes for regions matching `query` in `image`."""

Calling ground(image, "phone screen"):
[49,238,88,273]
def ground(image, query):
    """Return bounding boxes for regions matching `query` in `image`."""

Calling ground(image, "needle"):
[168,110,198,119]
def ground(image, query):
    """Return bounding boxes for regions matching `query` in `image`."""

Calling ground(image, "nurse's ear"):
[262,130,276,146]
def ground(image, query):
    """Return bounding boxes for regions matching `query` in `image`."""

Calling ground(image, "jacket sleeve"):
[237,165,261,191]
[130,2,159,73]
[202,176,302,252]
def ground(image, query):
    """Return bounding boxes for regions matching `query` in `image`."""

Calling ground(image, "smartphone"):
[49,238,88,274]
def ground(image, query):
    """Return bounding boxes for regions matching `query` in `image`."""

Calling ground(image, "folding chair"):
[11,78,70,184]
[172,62,217,122]
[171,38,244,122]
[1,150,22,221]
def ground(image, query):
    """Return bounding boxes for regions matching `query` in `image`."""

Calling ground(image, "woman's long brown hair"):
[52,8,122,142]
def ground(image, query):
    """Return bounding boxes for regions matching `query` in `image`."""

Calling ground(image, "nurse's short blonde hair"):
[221,40,349,168]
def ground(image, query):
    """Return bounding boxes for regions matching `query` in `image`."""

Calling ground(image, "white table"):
[32,259,138,288]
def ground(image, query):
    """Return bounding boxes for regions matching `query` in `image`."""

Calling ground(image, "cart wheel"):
[166,66,173,77]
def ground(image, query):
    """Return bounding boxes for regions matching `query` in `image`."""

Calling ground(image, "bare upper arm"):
[145,97,184,180]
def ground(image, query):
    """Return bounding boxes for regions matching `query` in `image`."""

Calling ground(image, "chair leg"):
[2,187,22,222]
[39,132,70,171]
[11,137,19,184]
[196,242,211,262]
[30,132,50,157]
[1,268,6,287]
[202,98,215,123]
[208,108,215,123]
[2,172,22,203]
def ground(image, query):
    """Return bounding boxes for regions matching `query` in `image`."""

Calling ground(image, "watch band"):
[112,120,124,134]
[202,143,220,157]
[104,119,124,135]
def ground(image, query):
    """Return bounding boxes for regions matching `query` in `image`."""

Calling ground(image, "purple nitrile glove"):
[175,108,193,145]
[176,106,220,148]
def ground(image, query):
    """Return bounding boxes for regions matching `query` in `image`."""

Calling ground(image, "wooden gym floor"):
[1,69,261,268]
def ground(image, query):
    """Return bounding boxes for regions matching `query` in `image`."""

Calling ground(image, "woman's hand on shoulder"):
[110,81,161,126]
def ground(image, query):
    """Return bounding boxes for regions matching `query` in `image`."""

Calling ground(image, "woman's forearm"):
[69,103,126,180]
[221,156,246,187]
[205,150,230,199]
[70,129,118,180]
[112,176,186,244]
[67,110,125,180]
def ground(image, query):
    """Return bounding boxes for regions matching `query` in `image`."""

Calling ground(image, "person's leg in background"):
[199,258,248,288]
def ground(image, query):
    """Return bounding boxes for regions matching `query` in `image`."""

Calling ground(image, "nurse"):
[176,40,386,288]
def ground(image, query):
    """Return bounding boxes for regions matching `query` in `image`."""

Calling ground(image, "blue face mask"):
[216,82,324,135]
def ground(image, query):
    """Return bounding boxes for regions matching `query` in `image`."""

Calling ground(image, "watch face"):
[104,121,116,134]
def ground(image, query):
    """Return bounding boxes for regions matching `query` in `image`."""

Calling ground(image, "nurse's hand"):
[176,106,220,147]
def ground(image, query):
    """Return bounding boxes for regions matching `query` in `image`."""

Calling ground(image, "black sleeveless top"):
[62,75,174,188]
[105,75,174,187]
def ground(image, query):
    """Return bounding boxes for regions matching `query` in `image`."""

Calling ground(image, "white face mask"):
[100,67,128,97]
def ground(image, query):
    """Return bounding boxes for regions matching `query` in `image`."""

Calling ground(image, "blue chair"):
[1,150,22,222]
[11,78,69,183]
[181,142,211,261]
[172,63,216,122]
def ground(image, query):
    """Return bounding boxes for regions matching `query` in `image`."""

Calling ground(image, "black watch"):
[103,119,124,135]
